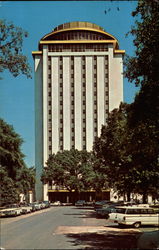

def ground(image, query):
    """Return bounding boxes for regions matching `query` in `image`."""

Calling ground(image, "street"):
[1,206,157,249]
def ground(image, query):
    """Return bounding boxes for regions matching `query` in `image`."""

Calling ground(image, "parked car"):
[95,205,117,218]
[52,201,62,206]
[28,203,37,212]
[43,201,51,208]
[31,202,41,210]
[94,200,113,209]
[39,202,46,209]
[20,204,32,214]
[85,201,94,206]
[0,204,22,217]
[108,206,159,228]
[75,200,86,206]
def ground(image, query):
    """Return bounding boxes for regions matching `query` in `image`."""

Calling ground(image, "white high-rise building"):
[32,21,125,201]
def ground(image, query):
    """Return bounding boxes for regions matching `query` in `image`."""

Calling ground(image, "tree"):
[93,103,134,200]
[0,118,35,205]
[41,149,96,199]
[0,166,20,206]
[0,19,32,78]
[124,0,159,202]
[93,101,159,202]
[124,0,159,86]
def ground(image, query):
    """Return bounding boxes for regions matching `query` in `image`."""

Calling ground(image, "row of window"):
[48,43,108,52]
[48,31,110,41]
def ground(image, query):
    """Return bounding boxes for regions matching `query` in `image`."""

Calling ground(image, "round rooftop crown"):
[39,21,121,50]
[53,21,105,32]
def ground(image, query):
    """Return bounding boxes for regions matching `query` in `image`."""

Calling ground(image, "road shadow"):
[63,209,98,219]
[73,207,94,210]
[65,231,141,249]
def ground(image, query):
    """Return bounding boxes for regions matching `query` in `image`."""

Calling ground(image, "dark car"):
[94,200,113,209]
[43,201,51,208]
[75,200,86,206]
[95,205,117,218]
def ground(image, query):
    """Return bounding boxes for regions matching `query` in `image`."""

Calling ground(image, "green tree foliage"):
[0,119,35,206]
[127,121,159,202]
[93,103,134,200]
[124,0,159,201]
[124,0,159,85]
[93,102,159,202]
[0,166,20,205]
[41,149,98,197]
[0,19,32,78]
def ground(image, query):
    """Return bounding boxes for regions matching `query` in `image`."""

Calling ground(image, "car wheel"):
[133,222,141,228]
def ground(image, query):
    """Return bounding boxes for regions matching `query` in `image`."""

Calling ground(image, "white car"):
[109,206,159,228]
[39,202,46,209]
[0,204,22,217]
[20,204,33,214]
[52,201,62,206]
[32,202,41,210]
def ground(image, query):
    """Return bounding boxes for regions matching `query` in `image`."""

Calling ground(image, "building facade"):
[32,21,125,201]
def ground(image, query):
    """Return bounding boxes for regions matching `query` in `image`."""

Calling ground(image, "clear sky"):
[0,0,139,168]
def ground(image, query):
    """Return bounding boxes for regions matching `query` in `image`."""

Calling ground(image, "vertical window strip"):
[82,56,86,150]
[105,55,109,123]
[59,56,63,151]
[48,56,52,155]
[93,55,98,138]
[70,56,75,148]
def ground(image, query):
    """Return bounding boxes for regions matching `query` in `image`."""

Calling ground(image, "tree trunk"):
[126,192,131,202]
[143,192,148,203]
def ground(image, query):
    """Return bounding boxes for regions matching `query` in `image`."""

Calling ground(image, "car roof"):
[116,206,152,209]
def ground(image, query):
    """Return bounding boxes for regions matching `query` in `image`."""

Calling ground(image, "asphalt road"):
[1,206,158,249]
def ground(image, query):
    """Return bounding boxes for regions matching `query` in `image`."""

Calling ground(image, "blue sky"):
[0,1,139,167]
